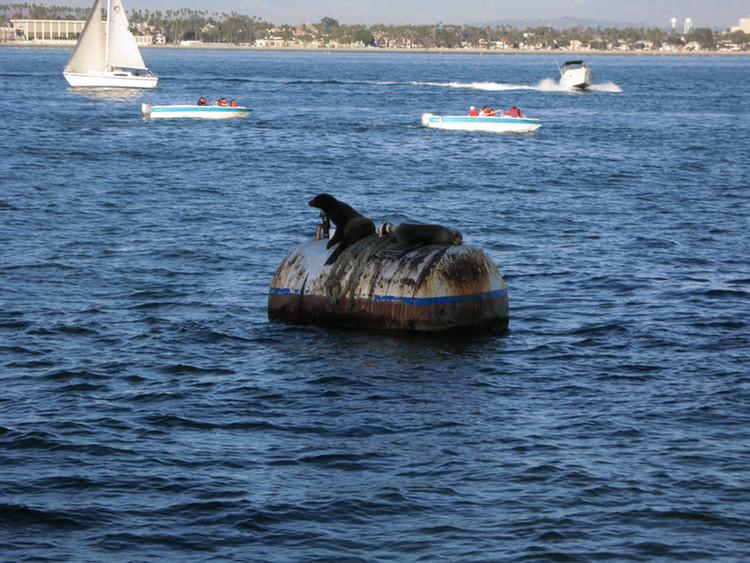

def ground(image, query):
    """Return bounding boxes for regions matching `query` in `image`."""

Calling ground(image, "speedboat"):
[558,60,592,90]
[421,113,542,133]
[141,103,252,119]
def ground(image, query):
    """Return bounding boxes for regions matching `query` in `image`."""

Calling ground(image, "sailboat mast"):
[104,0,111,71]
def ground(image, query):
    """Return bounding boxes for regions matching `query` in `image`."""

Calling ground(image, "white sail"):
[106,0,147,70]
[64,0,106,73]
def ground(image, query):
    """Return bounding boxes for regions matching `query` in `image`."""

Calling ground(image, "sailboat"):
[63,0,157,89]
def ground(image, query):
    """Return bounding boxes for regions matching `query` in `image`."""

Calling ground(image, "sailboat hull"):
[64,70,158,89]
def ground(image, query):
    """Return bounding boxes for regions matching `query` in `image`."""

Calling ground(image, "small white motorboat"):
[421,113,542,133]
[141,103,252,119]
[558,60,592,90]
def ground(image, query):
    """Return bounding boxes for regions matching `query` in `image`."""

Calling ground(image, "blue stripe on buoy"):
[268,287,507,306]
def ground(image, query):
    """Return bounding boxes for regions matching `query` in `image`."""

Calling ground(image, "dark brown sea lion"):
[390,222,463,247]
[309,194,376,265]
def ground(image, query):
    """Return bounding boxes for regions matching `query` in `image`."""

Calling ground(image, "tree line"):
[2,3,748,50]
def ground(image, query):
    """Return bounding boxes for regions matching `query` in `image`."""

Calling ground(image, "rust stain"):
[442,253,487,287]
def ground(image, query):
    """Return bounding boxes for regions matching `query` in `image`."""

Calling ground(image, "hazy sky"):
[73,0,749,29]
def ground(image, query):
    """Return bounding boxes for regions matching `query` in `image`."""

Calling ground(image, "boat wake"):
[402,79,622,93]
[68,88,144,101]
[586,82,623,93]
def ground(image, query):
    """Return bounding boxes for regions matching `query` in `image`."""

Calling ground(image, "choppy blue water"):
[2,47,749,562]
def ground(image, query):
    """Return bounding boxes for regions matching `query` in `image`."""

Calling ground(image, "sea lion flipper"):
[327,229,342,248]
[325,245,344,266]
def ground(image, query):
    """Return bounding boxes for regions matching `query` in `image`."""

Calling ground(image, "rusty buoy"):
[268,233,508,332]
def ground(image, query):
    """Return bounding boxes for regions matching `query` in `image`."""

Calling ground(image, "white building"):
[730,15,750,34]
[11,19,85,41]
[684,17,693,34]
[9,18,154,45]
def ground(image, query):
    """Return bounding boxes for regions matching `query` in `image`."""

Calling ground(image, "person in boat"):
[197,97,207,106]
[506,106,522,117]
[468,106,478,116]
[479,106,496,116]
[230,99,237,107]
[217,97,227,106]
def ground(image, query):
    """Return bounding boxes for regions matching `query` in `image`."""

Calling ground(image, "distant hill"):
[474,17,661,30]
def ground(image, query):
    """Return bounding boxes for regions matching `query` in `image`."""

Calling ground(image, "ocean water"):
[1,48,749,562]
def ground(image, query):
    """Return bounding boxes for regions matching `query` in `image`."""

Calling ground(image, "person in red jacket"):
[506,106,522,117]
[468,106,478,116]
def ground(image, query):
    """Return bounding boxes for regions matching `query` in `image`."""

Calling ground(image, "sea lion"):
[308,193,376,265]
[391,222,463,247]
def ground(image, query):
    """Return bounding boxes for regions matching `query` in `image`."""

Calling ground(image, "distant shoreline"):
[2,40,748,56]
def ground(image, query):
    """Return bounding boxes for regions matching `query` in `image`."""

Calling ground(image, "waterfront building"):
[7,19,153,46]
[10,19,85,41]
[730,15,750,33]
